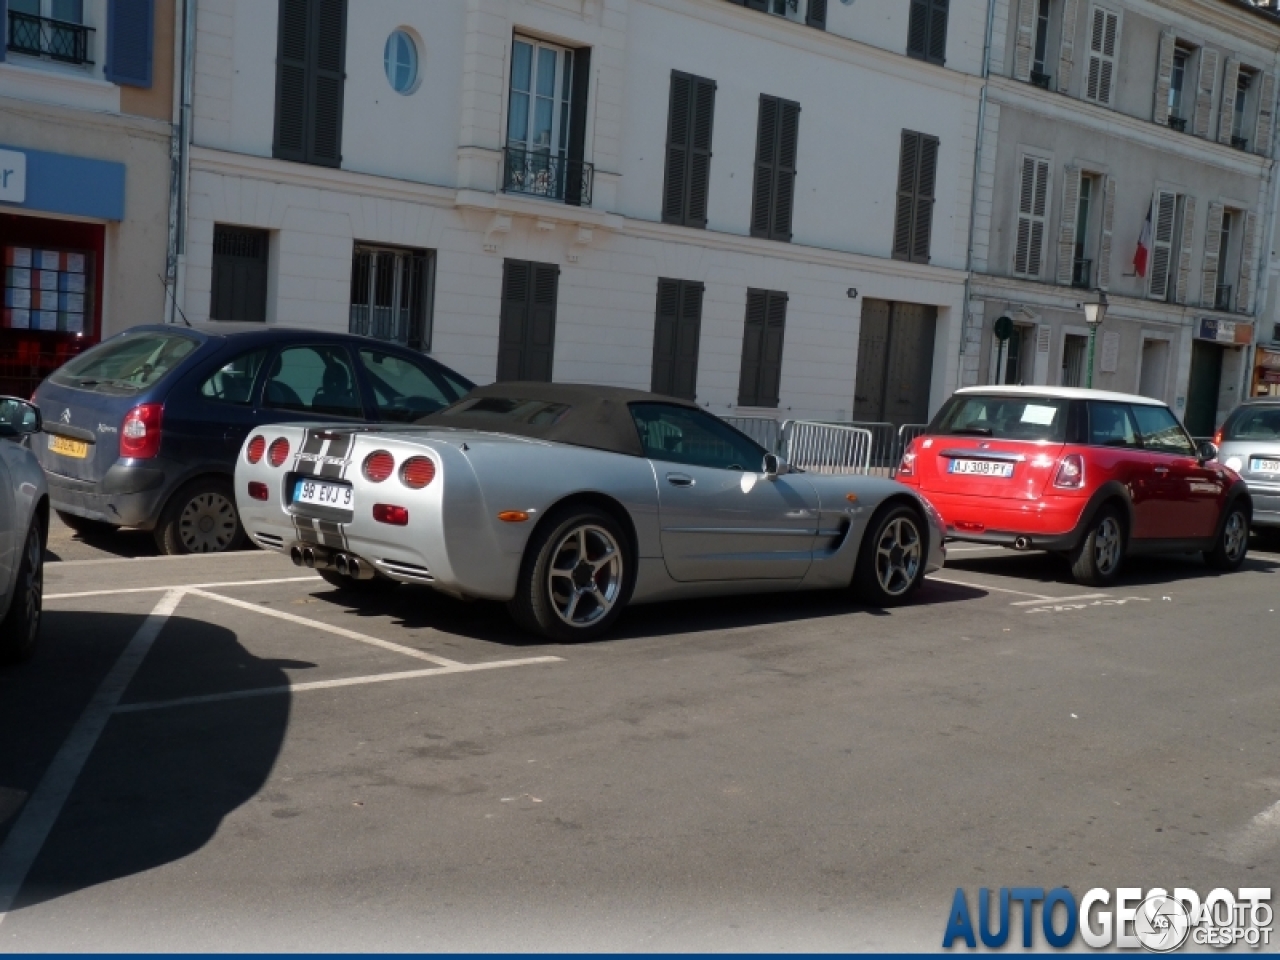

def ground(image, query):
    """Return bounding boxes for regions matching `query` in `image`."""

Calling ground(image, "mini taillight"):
[897,451,917,479]
[1054,453,1085,489]
[400,456,436,489]
[246,435,266,464]
[120,403,163,459]
[363,450,394,483]
[373,503,409,526]
[267,437,290,468]
[247,481,269,501]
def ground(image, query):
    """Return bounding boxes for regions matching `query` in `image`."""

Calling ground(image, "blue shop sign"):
[0,144,125,222]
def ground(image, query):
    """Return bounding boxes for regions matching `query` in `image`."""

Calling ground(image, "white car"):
[0,398,49,663]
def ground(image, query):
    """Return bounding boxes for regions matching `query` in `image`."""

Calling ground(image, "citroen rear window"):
[1223,405,1280,441]
[931,395,1071,442]
[439,396,571,426]
[51,331,200,395]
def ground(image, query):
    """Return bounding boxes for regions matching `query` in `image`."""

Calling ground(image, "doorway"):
[1185,339,1224,437]
[1138,338,1170,401]
[210,225,269,323]
[853,299,937,426]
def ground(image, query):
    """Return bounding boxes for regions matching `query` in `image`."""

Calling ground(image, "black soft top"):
[418,382,700,457]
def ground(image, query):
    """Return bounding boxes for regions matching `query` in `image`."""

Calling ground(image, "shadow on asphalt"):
[309,576,986,648]
[0,610,288,913]
[946,544,1280,588]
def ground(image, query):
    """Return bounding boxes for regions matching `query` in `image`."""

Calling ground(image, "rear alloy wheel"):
[0,519,45,663]
[509,506,631,642]
[1070,507,1125,586]
[156,477,246,555]
[853,505,925,607]
[1205,504,1249,572]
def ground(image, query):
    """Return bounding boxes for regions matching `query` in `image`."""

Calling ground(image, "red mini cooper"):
[894,387,1252,585]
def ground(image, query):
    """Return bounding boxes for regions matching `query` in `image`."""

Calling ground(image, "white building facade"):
[180,0,991,425]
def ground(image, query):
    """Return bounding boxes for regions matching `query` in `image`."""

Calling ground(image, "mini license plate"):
[49,434,88,459]
[293,478,354,510]
[949,458,1014,478]
[1251,457,1280,474]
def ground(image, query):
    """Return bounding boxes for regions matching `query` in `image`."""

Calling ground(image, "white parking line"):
[1009,593,1110,606]
[185,588,463,667]
[0,589,184,927]
[45,576,319,601]
[47,551,278,567]
[114,656,565,714]
[925,575,1054,601]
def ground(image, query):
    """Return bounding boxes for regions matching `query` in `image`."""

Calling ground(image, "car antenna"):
[158,273,192,327]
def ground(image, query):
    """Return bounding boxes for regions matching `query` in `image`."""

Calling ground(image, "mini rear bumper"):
[925,491,1088,552]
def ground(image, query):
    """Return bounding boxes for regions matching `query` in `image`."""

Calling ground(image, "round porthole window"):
[384,30,418,94]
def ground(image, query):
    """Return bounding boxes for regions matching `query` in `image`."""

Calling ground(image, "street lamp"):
[1082,291,1108,389]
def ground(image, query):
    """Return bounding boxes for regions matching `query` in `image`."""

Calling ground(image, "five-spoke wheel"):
[547,524,624,629]
[853,504,926,607]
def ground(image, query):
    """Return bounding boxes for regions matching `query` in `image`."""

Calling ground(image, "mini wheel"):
[0,518,45,664]
[1069,506,1125,586]
[852,504,926,607]
[155,477,245,555]
[1204,502,1249,571]
[508,506,632,642]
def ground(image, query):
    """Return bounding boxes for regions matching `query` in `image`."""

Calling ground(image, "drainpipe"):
[165,0,195,324]
[959,0,999,391]
[1248,34,1280,399]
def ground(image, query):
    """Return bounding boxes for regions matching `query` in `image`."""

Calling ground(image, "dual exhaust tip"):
[289,544,375,580]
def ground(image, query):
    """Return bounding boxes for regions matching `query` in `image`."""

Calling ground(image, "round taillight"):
[363,450,394,483]
[246,435,266,464]
[267,437,290,468]
[400,456,436,489]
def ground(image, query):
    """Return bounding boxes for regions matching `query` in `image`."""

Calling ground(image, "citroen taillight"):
[120,404,163,459]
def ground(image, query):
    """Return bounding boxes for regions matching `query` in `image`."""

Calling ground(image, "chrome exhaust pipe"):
[301,547,317,568]
[346,556,375,581]
[290,546,304,567]
[334,553,349,577]
[1013,536,1031,551]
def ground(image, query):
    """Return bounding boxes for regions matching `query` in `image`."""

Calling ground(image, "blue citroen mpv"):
[32,323,474,554]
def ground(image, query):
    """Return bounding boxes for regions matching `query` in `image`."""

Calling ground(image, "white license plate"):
[949,458,1015,478]
[1252,458,1280,474]
[294,478,354,510]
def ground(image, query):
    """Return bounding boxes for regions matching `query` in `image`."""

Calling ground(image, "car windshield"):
[50,331,200,395]
[931,395,1071,443]
[1224,406,1280,442]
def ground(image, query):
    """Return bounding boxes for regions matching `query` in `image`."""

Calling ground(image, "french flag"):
[1133,201,1153,278]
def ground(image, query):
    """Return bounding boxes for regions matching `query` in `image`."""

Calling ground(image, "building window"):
[906,0,948,66]
[504,36,592,205]
[750,94,801,242]
[348,244,434,351]
[211,226,269,323]
[727,0,827,30]
[1072,174,1094,288]
[1031,0,1052,83]
[1216,210,1234,310]
[737,289,787,409]
[662,72,716,229]
[273,0,348,168]
[1168,46,1190,127]
[1231,69,1253,150]
[1013,155,1050,279]
[892,130,939,264]
[383,29,418,94]
[497,259,558,382]
[1084,5,1119,107]
[1061,334,1088,387]
[6,0,93,66]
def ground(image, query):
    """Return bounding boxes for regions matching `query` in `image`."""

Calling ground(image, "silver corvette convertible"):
[235,383,945,641]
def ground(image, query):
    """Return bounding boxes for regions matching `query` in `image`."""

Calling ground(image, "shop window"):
[349,244,434,351]
[3,244,93,336]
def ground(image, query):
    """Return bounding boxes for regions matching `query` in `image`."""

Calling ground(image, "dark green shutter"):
[662,71,715,227]
[893,130,938,263]
[274,0,347,167]
[928,0,949,63]
[737,289,786,408]
[911,135,938,262]
[751,95,800,242]
[651,279,704,400]
[565,46,591,207]
[806,0,827,29]
[907,0,947,64]
[274,0,309,162]
[497,260,558,382]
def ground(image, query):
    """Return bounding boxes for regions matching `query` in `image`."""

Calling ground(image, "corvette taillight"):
[247,481,269,501]
[267,437,290,468]
[373,503,409,526]
[246,435,266,464]
[120,403,163,459]
[363,450,394,483]
[1054,453,1085,489]
[400,456,436,489]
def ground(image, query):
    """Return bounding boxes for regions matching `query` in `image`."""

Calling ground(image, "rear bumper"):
[45,462,170,528]
[925,491,1088,551]
[1246,486,1280,527]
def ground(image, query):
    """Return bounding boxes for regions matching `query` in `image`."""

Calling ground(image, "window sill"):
[0,57,117,112]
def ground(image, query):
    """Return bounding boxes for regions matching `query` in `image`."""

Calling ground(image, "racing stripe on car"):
[295,429,325,477]
[319,432,352,479]
[316,519,345,550]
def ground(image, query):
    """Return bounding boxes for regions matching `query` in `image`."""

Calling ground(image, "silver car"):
[235,383,945,641]
[1216,399,1280,529]
[0,397,49,663]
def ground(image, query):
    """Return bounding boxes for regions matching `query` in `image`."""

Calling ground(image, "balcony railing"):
[6,10,94,65]
[1030,70,1052,90]
[1231,135,1249,151]
[1215,284,1233,311]
[502,147,593,206]
[1072,258,1093,289]
[1167,115,1187,132]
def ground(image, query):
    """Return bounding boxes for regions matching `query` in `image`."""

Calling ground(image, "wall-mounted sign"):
[1196,318,1253,345]
[1100,331,1120,372]
[0,149,26,204]
[1257,348,1280,370]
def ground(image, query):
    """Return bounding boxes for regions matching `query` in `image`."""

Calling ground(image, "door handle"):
[665,473,695,487]
[1153,466,1170,475]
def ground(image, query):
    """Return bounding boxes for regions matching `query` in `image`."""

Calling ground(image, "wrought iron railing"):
[1215,284,1233,312]
[502,147,593,206]
[6,11,94,65]
[1231,135,1249,151]
[1030,70,1052,90]
[1071,258,1093,289]
[1167,115,1187,132]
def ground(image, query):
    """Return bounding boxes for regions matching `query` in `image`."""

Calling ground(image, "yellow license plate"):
[49,435,88,459]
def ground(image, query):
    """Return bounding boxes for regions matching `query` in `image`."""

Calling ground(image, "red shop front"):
[1,212,106,398]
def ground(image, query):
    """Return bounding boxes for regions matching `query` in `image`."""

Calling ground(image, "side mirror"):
[763,453,788,479]
[1197,440,1218,463]
[0,397,41,439]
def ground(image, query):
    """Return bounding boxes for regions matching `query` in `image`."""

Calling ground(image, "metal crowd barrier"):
[719,415,929,477]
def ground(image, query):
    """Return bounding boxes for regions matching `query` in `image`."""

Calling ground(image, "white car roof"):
[954,385,1166,406]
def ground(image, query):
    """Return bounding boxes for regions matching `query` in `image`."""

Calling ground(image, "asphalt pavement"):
[1,518,1278,950]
